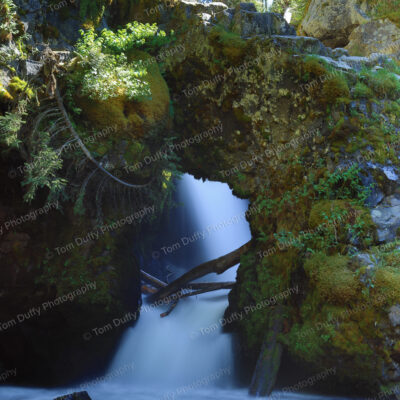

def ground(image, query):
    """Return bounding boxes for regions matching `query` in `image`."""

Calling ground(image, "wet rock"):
[346,19,400,57]
[54,392,92,400]
[299,0,370,48]
[371,195,400,243]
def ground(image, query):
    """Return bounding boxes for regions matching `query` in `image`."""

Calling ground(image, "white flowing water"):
[0,175,360,400]
[107,173,251,392]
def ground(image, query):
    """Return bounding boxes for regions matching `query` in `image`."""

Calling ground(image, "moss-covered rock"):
[74,50,171,139]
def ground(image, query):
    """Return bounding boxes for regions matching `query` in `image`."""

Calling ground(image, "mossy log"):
[249,306,284,397]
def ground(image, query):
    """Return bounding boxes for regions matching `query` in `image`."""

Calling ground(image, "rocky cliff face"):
[2,0,400,396]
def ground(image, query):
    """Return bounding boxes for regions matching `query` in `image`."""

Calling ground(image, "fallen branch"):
[183,282,235,291]
[140,270,167,288]
[160,301,179,318]
[150,240,251,303]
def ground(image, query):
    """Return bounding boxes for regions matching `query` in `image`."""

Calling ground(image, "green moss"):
[74,49,170,137]
[209,25,246,61]
[361,69,400,100]
[321,74,350,104]
[8,77,34,99]
[374,265,400,304]
[303,55,328,79]
[353,82,374,99]
[305,252,359,303]
[0,83,12,102]
[366,0,400,27]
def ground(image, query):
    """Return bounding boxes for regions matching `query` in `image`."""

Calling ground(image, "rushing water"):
[0,175,359,400]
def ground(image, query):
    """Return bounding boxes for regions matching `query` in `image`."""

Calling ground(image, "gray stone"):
[332,48,350,58]
[354,252,378,268]
[389,305,400,327]
[23,60,42,77]
[231,9,296,38]
[271,36,333,57]
[371,195,400,242]
[239,2,257,12]
[299,0,370,48]
[354,252,378,286]
[346,19,400,57]
[0,68,11,88]
[317,55,353,71]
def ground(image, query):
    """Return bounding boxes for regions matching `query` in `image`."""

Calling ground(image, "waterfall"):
[108,174,251,391]
[0,175,357,399]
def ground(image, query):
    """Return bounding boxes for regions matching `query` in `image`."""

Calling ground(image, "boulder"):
[299,0,370,48]
[346,19,400,56]
[231,8,296,38]
[54,392,92,400]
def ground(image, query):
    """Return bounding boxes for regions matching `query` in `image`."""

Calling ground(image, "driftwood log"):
[149,240,251,303]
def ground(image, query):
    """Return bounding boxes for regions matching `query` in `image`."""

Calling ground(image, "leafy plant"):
[0,0,18,42]
[22,131,67,202]
[71,23,171,101]
[0,109,25,149]
[311,165,372,205]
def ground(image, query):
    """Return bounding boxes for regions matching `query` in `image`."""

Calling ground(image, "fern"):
[22,131,67,202]
[0,110,24,149]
